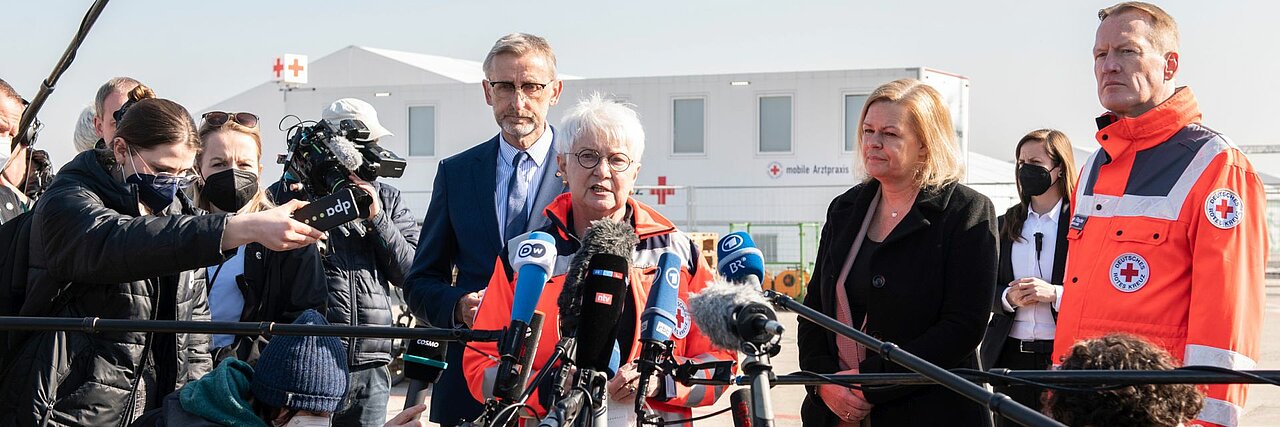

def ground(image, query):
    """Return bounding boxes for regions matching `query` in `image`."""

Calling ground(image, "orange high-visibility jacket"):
[464,194,734,424]
[1052,88,1267,427]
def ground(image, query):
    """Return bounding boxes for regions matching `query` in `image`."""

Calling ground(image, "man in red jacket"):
[1052,3,1267,427]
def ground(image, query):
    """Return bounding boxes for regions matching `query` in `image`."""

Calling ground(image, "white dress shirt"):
[495,126,554,239]
[1001,199,1065,341]
[209,247,247,348]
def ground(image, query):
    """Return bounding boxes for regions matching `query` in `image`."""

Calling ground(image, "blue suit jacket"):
[405,130,565,425]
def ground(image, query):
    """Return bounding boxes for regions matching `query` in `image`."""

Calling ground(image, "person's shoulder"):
[441,135,500,167]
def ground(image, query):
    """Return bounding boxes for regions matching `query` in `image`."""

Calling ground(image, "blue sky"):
[5,1,1278,173]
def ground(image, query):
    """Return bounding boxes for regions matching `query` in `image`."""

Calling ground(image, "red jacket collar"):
[1095,87,1202,158]
[542,193,676,241]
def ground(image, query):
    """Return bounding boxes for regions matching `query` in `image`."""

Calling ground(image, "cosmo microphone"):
[689,279,785,351]
[493,232,557,402]
[402,329,448,409]
[558,219,637,339]
[635,252,682,416]
[717,232,766,290]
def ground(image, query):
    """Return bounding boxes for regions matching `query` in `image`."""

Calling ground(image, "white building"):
[208,46,1019,269]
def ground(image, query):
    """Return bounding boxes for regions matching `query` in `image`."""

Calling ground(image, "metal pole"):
[0,316,502,342]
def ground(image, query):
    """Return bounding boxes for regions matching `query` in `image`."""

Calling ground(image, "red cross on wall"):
[769,164,781,176]
[1216,199,1235,218]
[1119,263,1140,282]
[648,176,675,205]
[288,58,305,77]
[273,58,284,78]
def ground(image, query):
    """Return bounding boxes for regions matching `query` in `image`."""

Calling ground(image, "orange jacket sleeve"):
[463,257,515,404]
[1184,149,1267,427]
[655,256,736,409]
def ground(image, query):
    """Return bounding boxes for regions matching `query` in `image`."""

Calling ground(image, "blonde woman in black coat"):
[797,79,997,426]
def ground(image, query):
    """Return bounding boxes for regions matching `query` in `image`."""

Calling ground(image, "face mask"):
[278,414,331,427]
[201,168,259,212]
[1017,163,1056,199]
[124,150,180,213]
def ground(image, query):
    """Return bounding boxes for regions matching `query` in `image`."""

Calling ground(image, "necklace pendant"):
[891,211,898,218]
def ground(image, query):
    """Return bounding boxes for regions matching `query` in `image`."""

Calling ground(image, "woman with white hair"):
[462,94,734,425]
[73,105,98,152]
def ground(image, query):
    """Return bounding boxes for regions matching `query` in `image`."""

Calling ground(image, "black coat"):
[978,203,1070,370]
[268,180,420,368]
[0,150,223,426]
[211,242,327,365]
[797,180,997,426]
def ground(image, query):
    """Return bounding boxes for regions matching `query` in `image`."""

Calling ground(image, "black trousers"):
[991,338,1053,427]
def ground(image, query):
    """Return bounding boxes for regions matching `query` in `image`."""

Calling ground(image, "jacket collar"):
[829,179,956,246]
[1095,87,1202,158]
[542,192,676,242]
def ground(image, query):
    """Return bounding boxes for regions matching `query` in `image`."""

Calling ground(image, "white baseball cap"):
[321,98,393,142]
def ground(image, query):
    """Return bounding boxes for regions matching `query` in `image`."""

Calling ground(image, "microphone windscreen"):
[559,219,638,337]
[716,232,765,285]
[688,278,771,350]
[325,133,365,171]
[640,252,682,342]
[512,231,557,324]
[574,253,629,372]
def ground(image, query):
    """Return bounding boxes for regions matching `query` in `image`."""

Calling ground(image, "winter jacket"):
[0,149,223,426]
[267,180,420,368]
[212,242,327,365]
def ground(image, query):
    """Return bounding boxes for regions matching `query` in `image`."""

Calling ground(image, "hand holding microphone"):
[608,362,660,403]
[493,232,557,402]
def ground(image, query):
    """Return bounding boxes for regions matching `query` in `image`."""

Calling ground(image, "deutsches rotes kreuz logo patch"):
[1110,253,1150,293]
[673,299,691,339]
[1204,188,1243,230]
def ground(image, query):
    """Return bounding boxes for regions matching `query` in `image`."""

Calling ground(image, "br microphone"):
[403,328,448,409]
[635,252,682,417]
[493,232,557,402]
[717,232,766,290]
[689,279,785,351]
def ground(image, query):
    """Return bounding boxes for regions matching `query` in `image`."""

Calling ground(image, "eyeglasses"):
[569,149,635,172]
[128,148,200,188]
[487,81,552,98]
[201,111,260,128]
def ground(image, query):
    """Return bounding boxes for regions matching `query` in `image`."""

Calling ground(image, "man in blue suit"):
[404,33,567,426]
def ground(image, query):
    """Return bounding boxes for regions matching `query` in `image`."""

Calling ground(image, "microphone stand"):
[634,339,673,426]
[764,291,1063,427]
[740,341,777,427]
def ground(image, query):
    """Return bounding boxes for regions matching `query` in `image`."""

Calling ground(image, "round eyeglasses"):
[569,149,635,172]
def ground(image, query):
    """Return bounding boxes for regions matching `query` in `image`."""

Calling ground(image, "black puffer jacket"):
[268,180,420,367]
[212,242,327,365]
[0,149,226,426]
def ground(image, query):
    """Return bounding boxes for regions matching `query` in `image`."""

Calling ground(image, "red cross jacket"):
[1052,88,1267,427]
[464,194,734,425]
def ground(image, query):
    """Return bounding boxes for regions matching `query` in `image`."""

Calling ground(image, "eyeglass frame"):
[201,111,260,128]
[567,148,637,172]
[486,80,554,98]
[125,146,201,188]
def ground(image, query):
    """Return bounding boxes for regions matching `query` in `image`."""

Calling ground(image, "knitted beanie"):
[250,309,349,413]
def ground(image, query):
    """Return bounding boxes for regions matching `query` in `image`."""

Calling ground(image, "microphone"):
[402,329,448,409]
[689,279,785,351]
[1033,232,1044,259]
[325,132,365,172]
[730,388,753,427]
[573,253,629,373]
[558,219,638,339]
[717,232,766,290]
[493,232,557,402]
[635,252,682,415]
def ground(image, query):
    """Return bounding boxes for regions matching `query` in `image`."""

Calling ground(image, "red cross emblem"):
[1203,188,1243,229]
[1110,253,1149,292]
[648,176,675,205]
[273,57,284,78]
[288,58,305,77]
[1215,199,1234,218]
[767,161,783,179]
[1119,262,1139,282]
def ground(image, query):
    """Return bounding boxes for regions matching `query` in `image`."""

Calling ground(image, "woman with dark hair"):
[980,129,1077,425]
[1049,333,1204,427]
[195,110,327,364]
[797,79,996,425]
[0,85,324,426]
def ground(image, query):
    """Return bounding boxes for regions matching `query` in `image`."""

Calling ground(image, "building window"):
[408,106,435,157]
[759,95,792,153]
[844,94,869,152]
[673,98,705,154]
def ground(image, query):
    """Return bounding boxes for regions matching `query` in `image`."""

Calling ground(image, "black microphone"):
[558,219,638,339]
[689,279,785,351]
[403,327,448,409]
[493,232,557,402]
[1033,231,1044,260]
[635,252,683,418]
[573,253,629,372]
[730,388,753,427]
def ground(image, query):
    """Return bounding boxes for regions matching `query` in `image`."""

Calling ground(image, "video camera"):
[278,118,407,231]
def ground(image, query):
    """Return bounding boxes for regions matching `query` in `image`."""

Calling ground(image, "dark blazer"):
[212,242,327,366]
[979,201,1071,370]
[404,130,565,425]
[797,180,997,426]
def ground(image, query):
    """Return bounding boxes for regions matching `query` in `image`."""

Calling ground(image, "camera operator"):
[268,98,420,426]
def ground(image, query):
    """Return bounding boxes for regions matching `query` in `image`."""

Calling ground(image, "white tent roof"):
[357,46,488,84]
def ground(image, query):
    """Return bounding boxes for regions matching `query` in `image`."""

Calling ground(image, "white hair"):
[557,93,646,161]
[73,105,98,152]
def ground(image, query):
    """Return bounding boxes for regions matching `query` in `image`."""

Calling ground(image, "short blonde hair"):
[483,33,558,78]
[1099,2,1180,53]
[856,79,963,188]
[195,117,275,214]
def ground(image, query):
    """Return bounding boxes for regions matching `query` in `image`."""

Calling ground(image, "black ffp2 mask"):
[201,169,259,212]
[1018,164,1056,199]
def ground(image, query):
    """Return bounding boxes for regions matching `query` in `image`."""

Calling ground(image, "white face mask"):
[279,414,331,427]
[0,138,12,173]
